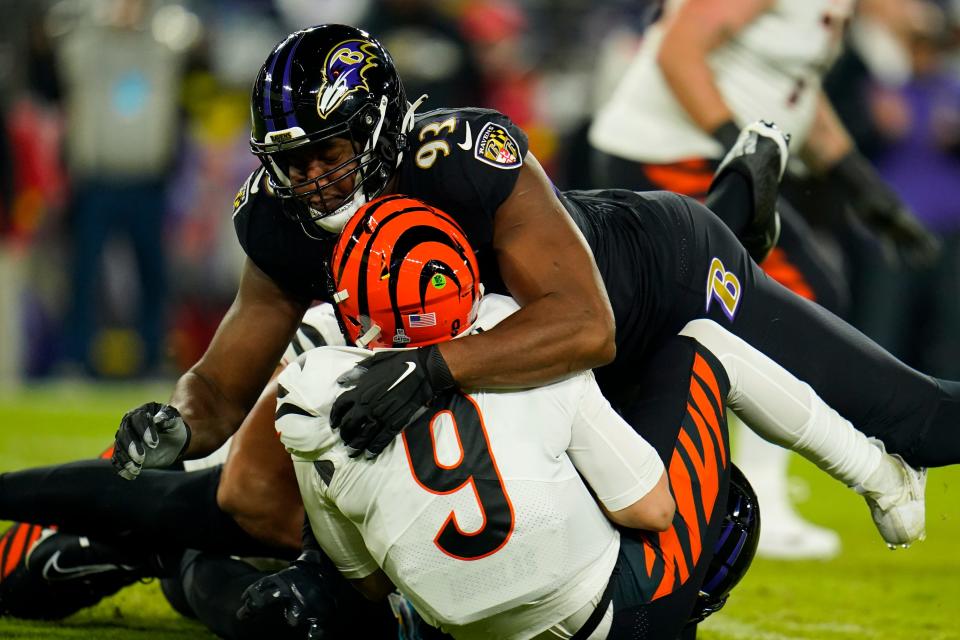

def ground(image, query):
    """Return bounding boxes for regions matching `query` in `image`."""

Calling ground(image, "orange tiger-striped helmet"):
[330,194,481,349]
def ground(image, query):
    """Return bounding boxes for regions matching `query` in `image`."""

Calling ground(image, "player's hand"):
[112,403,191,480]
[829,151,941,268]
[851,188,940,268]
[331,346,456,457]
[236,553,336,639]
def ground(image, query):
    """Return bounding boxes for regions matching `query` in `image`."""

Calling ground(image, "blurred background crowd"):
[0,0,958,385]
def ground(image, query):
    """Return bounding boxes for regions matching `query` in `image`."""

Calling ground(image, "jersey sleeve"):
[232,168,336,303]
[568,373,665,512]
[275,347,366,458]
[401,108,529,251]
[292,458,380,580]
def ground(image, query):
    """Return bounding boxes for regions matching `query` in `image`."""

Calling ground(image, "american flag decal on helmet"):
[408,312,437,328]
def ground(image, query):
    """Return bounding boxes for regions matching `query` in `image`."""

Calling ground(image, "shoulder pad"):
[411,108,525,172]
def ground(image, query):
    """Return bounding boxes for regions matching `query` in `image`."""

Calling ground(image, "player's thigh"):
[676,199,940,451]
[217,379,301,517]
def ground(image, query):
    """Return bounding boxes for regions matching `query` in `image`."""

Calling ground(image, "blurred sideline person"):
[588,0,939,559]
[50,0,191,377]
[249,201,741,640]
[102,24,941,561]
[829,0,960,380]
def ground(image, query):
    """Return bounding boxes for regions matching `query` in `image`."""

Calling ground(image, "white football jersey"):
[276,295,665,640]
[589,0,854,162]
[280,303,346,365]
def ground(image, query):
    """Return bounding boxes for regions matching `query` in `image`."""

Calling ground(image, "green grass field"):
[0,383,957,639]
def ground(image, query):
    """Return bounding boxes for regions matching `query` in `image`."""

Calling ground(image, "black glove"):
[828,150,941,267]
[112,403,191,480]
[331,345,456,457]
[237,552,337,639]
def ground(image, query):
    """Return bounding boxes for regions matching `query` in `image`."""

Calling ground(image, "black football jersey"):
[233,107,528,301]
[235,106,960,466]
[232,106,691,363]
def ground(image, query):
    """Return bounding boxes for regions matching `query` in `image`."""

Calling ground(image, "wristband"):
[711,120,741,153]
[422,344,456,394]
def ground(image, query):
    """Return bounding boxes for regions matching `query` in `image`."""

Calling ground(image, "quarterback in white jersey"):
[276,294,670,639]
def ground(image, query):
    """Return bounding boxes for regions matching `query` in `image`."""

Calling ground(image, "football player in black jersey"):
[109,24,949,552]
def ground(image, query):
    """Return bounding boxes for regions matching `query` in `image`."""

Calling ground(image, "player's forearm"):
[658,40,733,134]
[799,92,855,173]
[169,369,249,458]
[657,0,772,136]
[438,293,615,389]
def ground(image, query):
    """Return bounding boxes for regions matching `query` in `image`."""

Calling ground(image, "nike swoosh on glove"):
[331,345,456,457]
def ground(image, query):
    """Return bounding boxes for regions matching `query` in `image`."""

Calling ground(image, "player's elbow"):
[656,33,686,74]
[644,495,676,532]
[608,497,675,532]
[606,472,676,532]
[581,305,616,368]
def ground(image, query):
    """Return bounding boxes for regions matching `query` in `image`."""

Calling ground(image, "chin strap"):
[369,94,390,154]
[396,93,429,168]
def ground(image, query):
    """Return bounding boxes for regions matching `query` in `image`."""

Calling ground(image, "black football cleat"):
[0,527,147,620]
[709,121,789,262]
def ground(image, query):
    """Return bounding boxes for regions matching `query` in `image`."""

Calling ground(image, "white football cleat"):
[716,120,790,180]
[855,438,927,549]
[711,120,789,262]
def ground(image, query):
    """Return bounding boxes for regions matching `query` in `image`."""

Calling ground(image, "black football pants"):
[659,196,959,467]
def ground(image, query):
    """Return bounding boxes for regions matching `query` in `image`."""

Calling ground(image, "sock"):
[856,439,910,509]
[0,460,292,559]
